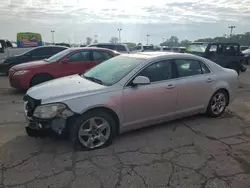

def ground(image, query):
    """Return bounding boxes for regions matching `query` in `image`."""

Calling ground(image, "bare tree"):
[109,37,119,44]
[86,37,92,45]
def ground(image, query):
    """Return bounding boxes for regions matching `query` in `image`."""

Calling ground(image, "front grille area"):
[23,94,41,117]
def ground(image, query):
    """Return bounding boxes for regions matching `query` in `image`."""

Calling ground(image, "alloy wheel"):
[211,93,226,115]
[78,117,111,149]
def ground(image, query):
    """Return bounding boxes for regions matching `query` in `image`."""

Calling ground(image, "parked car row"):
[0,43,241,150]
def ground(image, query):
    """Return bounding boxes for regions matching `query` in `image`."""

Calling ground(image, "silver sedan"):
[24,52,238,150]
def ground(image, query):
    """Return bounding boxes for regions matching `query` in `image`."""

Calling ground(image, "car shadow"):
[0,88,26,96]
[0,111,236,157]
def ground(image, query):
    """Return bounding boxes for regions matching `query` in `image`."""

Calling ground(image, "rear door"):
[60,50,93,76]
[92,50,114,68]
[173,59,214,114]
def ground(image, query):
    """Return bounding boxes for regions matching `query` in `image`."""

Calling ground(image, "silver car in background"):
[24,52,238,150]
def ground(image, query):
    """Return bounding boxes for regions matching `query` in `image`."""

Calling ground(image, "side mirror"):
[61,59,70,64]
[132,76,150,86]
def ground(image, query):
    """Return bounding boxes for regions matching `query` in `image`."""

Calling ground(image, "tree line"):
[161,32,250,47]
[84,31,250,48]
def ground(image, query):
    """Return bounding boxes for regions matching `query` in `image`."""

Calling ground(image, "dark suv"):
[0,46,68,74]
[187,42,246,74]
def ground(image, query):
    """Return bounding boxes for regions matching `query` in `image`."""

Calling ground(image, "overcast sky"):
[1,0,250,44]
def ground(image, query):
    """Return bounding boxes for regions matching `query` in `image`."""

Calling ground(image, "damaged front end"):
[23,94,76,138]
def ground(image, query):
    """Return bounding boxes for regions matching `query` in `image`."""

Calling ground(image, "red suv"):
[9,47,120,89]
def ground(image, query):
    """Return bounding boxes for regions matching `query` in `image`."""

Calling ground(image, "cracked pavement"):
[1,71,250,188]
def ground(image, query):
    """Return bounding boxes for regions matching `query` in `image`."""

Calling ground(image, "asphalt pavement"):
[1,72,250,188]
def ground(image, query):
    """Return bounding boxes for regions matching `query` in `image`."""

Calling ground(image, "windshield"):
[187,44,208,53]
[83,55,144,86]
[46,49,72,63]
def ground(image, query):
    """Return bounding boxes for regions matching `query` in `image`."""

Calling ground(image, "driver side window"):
[68,51,91,62]
[137,60,173,83]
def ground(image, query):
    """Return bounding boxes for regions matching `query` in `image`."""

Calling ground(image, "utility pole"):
[94,35,98,43]
[146,34,150,45]
[51,30,55,44]
[117,28,122,43]
[228,26,236,39]
[68,38,71,45]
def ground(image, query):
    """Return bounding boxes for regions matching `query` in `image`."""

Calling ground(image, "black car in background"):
[0,45,68,74]
[187,42,246,75]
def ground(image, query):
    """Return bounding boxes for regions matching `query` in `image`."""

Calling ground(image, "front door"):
[173,59,214,114]
[60,50,94,77]
[122,59,178,130]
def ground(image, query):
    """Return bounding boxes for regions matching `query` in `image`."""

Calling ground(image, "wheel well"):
[30,73,54,87]
[83,107,120,135]
[216,88,230,106]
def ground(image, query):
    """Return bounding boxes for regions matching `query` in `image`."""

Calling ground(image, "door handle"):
[166,84,176,89]
[206,78,213,83]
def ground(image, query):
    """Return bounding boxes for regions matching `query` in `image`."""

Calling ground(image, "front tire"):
[70,110,117,151]
[30,74,53,87]
[206,90,228,117]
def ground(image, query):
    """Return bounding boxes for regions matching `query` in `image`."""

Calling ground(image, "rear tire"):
[30,74,54,87]
[233,66,240,75]
[70,110,117,151]
[206,90,228,117]
[231,63,240,75]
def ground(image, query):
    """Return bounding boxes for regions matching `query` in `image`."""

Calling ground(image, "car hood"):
[12,60,48,70]
[26,74,107,104]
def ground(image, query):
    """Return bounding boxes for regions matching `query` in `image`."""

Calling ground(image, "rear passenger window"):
[31,47,51,56]
[93,51,112,61]
[200,63,210,74]
[51,47,66,54]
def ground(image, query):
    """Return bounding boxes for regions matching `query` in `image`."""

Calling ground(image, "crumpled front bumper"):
[25,117,70,138]
[23,94,76,138]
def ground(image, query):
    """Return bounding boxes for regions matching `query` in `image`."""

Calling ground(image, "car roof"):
[68,47,120,53]
[191,42,240,45]
[89,43,128,46]
[35,45,68,49]
[120,51,198,60]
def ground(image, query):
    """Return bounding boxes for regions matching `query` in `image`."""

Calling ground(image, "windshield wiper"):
[83,75,104,85]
